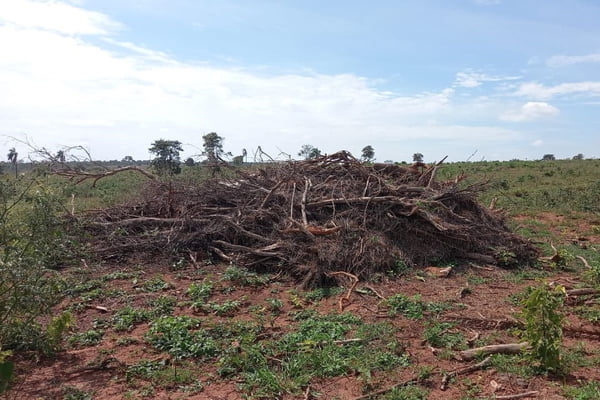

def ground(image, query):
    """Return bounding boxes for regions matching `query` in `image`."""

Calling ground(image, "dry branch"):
[494,391,539,399]
[78,151,538,287]
[441,355,492,390]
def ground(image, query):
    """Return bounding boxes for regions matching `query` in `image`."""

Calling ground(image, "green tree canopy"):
[542,154,556,161]
[298,144,321,160]
[149,139,183,175]
[202,132,224,161]
[361,145,375,162]
[412,153,424,163]
[572,153,584,160]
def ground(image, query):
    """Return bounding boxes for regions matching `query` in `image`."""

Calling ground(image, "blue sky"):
[1,0,599,162]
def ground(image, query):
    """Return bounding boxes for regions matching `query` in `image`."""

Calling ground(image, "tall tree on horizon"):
[149,139,183,175]
[7,147,18,178]
[361,145,375,162]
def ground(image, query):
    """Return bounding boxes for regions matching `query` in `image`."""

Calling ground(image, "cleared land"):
[2,158,600,400]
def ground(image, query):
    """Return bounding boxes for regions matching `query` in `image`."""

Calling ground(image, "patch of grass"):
[218,313,410,398]
[265,298,283,313]
[140,275,172,292]
[575,305,600,323]
[466,274,489,285]
[506,268,549,284]
[102,271,139,281]
[116,336,139,346]
[303,286,345,302]
[68,329,104,348]
[113,307,151,332]
[126,359,199,389]
[200,299,243,316]
[489,354,536,378]
[186,281,213,307]
[65,280,103,296]
[145,316,219,360]
[563,380,600,400]
[382,384,429,400]
[423,321,466,350]
[386,294,426,319]
[385,294,451,319]
[62,386,94,400]
[146,295,177,316]
[222,266,270,287]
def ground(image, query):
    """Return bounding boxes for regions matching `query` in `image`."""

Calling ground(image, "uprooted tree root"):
[80,151,538,287]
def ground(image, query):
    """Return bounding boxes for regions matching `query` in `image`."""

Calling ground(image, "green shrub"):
[521,283,565,373]
[0,178,81,359]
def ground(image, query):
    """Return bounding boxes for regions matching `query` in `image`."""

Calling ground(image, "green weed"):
[113,307,151,332]
[145,316,219,359]
[68,329,104,348]
[303,287,344,302]
[423,321,466,350]
[563,380,600,400]
[223,266,270,287]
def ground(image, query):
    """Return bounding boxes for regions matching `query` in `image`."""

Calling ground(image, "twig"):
[353,376,419,400]
[364,285,386,300]
[225,219,272,243]
[326,271,359,312]
[493,391,539,399]
[210,246,232,262]
[303,385,311,400]
[576,255,591,269]
[260,180,285,209]
[213,240,282,258]
[441,355,491,390]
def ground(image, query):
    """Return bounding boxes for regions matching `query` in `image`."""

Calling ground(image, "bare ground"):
[4,212,600,400]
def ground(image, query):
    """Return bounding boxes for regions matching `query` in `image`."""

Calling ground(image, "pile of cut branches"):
[83,151,537,287]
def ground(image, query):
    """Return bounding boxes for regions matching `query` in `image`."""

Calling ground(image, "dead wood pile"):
[84,151,538,287]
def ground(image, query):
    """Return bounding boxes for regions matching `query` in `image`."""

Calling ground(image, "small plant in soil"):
[385,294,426,319]
[423,321,466,350]
[222,266,269,287]
[141,275,172,292]
[68,329,104,348]
[521,282,565,373]
[112,307,151,332]
[303,286,345,301]
[186,281,213,304]
[200,299,242,316]
[382,384,429,400]
[62,386,94,400]
[126,359,198,389]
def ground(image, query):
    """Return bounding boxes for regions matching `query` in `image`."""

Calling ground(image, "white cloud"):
[455,70,520,88]
[0,0,526,162]
[515,82,600,100]
[500,102,560,122]
[547,53,600,67]
[532,139,543,147]
[0,0,120,35]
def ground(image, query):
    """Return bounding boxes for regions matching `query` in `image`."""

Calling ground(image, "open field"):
[2,158,600,400]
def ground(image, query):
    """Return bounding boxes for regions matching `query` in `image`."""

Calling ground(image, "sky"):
[1,0,599,163]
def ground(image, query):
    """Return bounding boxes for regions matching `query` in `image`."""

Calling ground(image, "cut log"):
[457,342,529,361]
